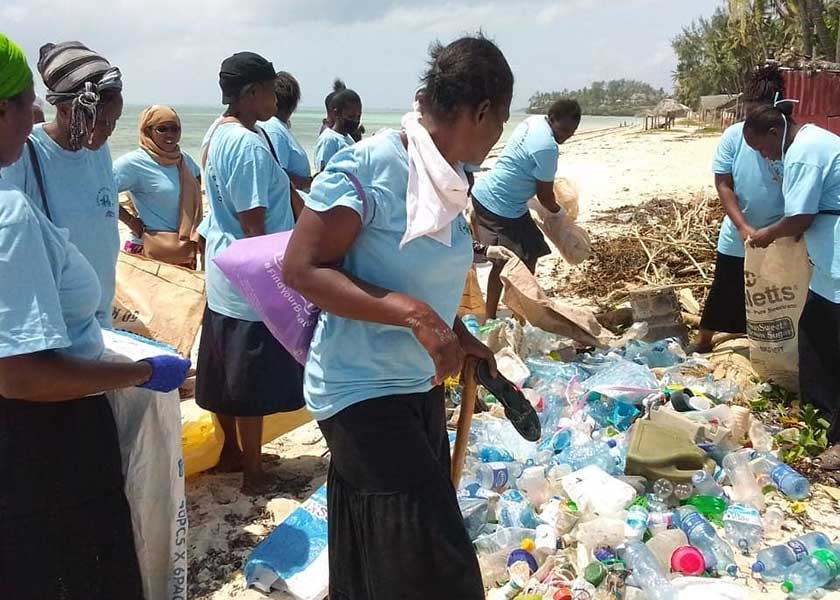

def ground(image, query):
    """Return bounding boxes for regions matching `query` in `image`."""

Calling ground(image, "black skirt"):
[196,307,305,417]
[472,197,550,271]
[317,388,484,600]
[700,252,747,333]
[0,394,143,600]
[799,291,840,443]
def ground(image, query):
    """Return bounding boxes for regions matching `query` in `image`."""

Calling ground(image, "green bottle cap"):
[584,562,607,587]
[781,581,794,594]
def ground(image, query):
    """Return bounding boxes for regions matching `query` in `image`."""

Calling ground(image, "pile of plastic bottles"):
[455,316,839,600]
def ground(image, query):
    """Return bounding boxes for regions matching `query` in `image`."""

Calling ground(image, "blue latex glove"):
[138,355,191,392]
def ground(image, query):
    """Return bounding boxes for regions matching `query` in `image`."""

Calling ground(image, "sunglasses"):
[152,125,181,134]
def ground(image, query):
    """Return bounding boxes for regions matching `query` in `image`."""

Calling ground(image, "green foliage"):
[672,1,840,109]
[527,79,666,116]
[750,382,830,463]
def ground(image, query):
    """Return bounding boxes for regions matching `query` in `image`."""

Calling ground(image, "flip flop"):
[816,444,840,471]
[475,360,542,442]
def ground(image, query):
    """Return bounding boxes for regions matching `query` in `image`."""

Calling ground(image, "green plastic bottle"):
[683,495,728,526]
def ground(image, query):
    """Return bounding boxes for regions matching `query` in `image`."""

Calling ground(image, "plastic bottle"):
[653,478,674,502]
[749,420,773,453]
[620,541,678,600]
[763,505,785,540]
[647,510,673,535]
[558,440,616,474]
[691,470,726,498]
[781,547,840,597]
[752,533,833,582]
[674,481,694,501]
[646,529,689,570]
[751,452,811,500]
[624,505,649,542]
[477,445,515,463]
[670,545,707,575]
[722,448,765,510]
[469,461,524,491]
[674,505,738,576]
[682,494,727,525]
[517,466,551,508]
[462,314,482,337]
[722,504,763,554]
[498,490,540,529]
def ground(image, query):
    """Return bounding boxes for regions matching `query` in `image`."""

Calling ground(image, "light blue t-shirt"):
[472,115,559,218]
[712,122,784,257]
[0,180,103,362]
[780,125,840,302]
[1,125,119,328]
[202,122,296,321]
[313,128,354,172]
[304,130,473,421]
[113,148,201,246]
[259,117,312,179]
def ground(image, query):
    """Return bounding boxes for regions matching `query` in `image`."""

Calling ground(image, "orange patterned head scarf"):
[138,105,202,241]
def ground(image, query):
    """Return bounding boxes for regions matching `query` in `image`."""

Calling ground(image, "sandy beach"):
[182,124,840,600]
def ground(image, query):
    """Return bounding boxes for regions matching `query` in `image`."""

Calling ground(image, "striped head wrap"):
[37,41,123,149]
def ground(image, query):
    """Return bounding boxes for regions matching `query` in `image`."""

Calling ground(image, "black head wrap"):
[219,52,275,103]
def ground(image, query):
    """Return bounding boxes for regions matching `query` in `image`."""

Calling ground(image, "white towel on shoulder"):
[400,112,470,249]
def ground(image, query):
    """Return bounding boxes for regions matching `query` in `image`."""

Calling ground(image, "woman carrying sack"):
[745,104,840,468]
[114,105,203,268]
[285,35,508,600]
[197,51,305,494]
[0,34,189,599]
[470,99,581,319]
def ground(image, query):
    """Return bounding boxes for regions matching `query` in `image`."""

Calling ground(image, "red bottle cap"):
[671,545,706,576]
[553,588,572,600]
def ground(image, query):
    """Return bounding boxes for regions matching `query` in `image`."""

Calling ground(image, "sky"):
[3,0,723,110]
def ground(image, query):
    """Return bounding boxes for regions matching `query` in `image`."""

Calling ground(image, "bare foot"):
[241,471,282,496]
[215,448,243,473]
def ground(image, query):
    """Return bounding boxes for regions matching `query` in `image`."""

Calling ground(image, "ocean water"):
[100,105,637,163]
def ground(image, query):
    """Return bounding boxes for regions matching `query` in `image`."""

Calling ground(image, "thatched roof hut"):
[653,98,691,117]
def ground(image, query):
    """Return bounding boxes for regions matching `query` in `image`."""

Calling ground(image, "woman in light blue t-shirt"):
[196,51,306,495]
[312,85,362,172]
[694,66,786,353]
[470,98,580,319]
[0,35,188,599]
[114,105,203,268]
[745,104,840,466]
[285,36,512,600]
[259,71,313,191]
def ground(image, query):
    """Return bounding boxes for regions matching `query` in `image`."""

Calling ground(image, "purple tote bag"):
[214,231,319,364]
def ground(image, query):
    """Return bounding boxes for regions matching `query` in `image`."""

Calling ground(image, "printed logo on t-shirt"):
[96,187,116,219]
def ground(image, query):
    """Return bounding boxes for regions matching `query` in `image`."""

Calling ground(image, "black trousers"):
[0,394,143,600]
[318,388,484,600]
[799,291,840,443]
[700,252,747,333]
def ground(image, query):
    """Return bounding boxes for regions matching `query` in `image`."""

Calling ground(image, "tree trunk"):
[805,0,833,58]
[796,0,815,56]
[837,13,840,62]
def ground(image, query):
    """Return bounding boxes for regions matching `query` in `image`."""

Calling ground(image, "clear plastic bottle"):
[751,452,811,500]
[469,461,524,491]
[722,448,765,510]
[781,547,840,597]
[620,541,678,600]
[722,504,763,554]
[653,478,674,502]
[674,505,738,576]
[752,532,833,582]
[517,466,551,508]
[763,506,785,540]
[749,420,773,453]
[691,470,726,498]
[646,529,689,570]
[557,440,616,474]
[625,505,649,541]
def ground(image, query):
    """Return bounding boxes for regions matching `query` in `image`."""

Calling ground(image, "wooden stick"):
[451,358,478,488]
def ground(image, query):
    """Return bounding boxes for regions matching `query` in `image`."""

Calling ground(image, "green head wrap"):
[0,33,34,100]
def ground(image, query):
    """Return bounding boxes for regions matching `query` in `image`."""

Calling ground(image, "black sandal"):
[475,360,542,442]
[816,444,840,471]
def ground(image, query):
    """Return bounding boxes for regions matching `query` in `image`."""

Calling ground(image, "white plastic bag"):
[102,330,188,600]
[561,465,636,516]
